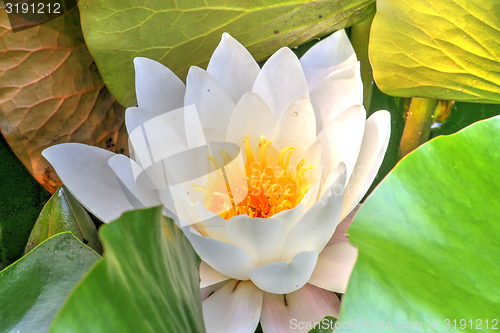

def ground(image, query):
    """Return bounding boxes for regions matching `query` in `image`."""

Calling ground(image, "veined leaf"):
[48,207,205,333]
[77,0,375,107]
[0,7,128,193]
[369,0,500,103]
[339,116,500,331]
[0,233,100,333]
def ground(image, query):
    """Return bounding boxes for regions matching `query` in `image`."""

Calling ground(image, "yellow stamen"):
[192,136,316,220]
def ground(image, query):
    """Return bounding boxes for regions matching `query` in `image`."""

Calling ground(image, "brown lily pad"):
[0,6,128,193]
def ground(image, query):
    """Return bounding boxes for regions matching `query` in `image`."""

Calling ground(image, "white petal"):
[317,104,366,180]
[225,215,288,267]
[308,241,358,293]
[226,92,277,155]
[195,201,228,243]
[183,227,256,280]
[281,164,346,263]
[203,280,263,333]
[310,62,363,133]
[341,110,391,220]
[207,33,260,104]
[300,140,323,184]
[125,106,157,133]
[185,66,235,139]
[42,143,134,223]
[272,203,307,233]
[200,261,231,288]
[107,154,161,208]
[134,57,185,114]
[300,29,357,92]
[252,47,309,120]
[126,108,189,171]
[271,97,317,167]
[260,284,340,333]
[249,251,319,294]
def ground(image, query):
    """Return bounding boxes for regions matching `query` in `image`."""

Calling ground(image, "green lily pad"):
[77,0,375,107]
[49,206,205,333]
[0,232,100,333]
[340,116,500,331]
[369,0,500,103]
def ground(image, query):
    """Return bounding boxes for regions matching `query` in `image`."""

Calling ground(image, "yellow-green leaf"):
[369,0,500,103]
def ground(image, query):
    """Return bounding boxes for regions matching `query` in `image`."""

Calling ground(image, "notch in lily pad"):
[25,187,102,255]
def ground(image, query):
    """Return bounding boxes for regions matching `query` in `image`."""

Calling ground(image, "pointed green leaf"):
[0,233,100,333]
[77,0,375,107]
[340,116,500,331]
[369,0,500,103]
[49,206,205,333]
[25,187,102,255]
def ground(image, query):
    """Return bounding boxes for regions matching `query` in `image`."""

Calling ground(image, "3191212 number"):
[5,2,61,14]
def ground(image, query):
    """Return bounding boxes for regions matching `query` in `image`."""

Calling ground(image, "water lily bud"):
[25,187,102,255]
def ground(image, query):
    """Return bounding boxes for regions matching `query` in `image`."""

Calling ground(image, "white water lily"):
[43,30,390,333]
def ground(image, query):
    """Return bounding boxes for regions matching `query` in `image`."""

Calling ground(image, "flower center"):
[193,136,315,220]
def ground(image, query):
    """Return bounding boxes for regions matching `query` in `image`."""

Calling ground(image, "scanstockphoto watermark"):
[290,318,500,330]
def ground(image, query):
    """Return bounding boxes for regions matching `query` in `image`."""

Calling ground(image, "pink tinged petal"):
[280,164,346,263]
[308,241,358,293]
[184,66,235,140]
[300,29,357,92]
[207,33,261,104]
[317,105,366,180]
[248,250,319,294]
[225,215,288,267]
[42,143,133,223]
[271,97,317,167]
[340,110,391,220]
[203,280,263,333]
[327,204,360,247]
[200,261,231,288]
[310,62,363,133]
[134,57,185,114]
[226,92,277,155]
[260,283,340,333]
[184,228,256,280]
[200,280,226,301]
[252,47,309,120]
[107,154,161,208]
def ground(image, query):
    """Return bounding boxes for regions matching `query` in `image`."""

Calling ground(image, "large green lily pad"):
[49,207,205,333]
[77,0,375,107]
[0,233,100,333]
[340,116,500,331]
[369,0,500,103]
